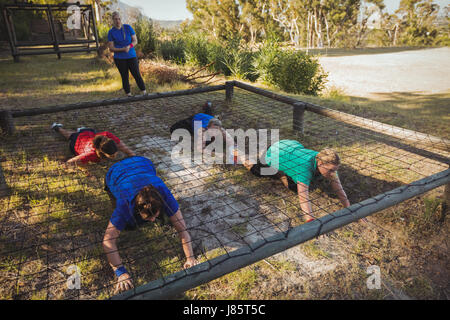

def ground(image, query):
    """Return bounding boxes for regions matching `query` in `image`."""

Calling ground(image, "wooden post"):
[47,6,61,59]
[443,181,450,222]
[2,8,19,62]
[0,110,15,135]
[90,4,100,52]
[225,81,234,104]
[0,160,10,198]
[292,102,306,134]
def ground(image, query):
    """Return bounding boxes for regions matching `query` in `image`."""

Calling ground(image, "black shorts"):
[170,116,194,135]
[170,116,216,147]
[68,128,96,155]
[250,158,297,193]
[169,103,214,135]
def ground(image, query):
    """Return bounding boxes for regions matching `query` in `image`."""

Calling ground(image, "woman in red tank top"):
[51,123,135,165]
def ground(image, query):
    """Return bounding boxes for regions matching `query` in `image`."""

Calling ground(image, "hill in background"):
[110,1,183,29]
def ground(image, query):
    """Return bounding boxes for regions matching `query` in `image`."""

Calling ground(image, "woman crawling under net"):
[102,155,198,293]
[170,101,236,163]
[238,139,351,222]
[51,123,135,165]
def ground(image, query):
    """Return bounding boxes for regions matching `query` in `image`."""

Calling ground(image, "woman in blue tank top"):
[102,156,198,293]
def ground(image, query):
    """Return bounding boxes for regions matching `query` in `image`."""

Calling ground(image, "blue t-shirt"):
[107,24,137,59]
[105,156,179,231]
[192,113,214,129]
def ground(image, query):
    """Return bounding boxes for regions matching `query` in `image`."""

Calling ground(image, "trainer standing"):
[108,11,147,96]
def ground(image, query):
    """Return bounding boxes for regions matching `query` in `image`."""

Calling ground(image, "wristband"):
[129,43,134,48]
[115,266,128,277]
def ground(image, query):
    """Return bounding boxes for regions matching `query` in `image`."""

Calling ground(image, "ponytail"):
[93,135,118,158]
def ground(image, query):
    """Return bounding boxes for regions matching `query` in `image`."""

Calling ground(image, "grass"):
[0,51,448,300]
[0,53,192,112]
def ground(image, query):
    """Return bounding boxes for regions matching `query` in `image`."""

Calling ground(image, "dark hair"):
[93,135,118,158]
[135,185,164,218]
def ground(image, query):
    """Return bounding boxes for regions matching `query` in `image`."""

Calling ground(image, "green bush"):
[222,46,257,81]
[252,41,280,84]
[184,35,209,66]
[204,39,257,81]
[156,38,185,64]
[254,43,327,95]
[133,17,157,56]
[206,41,231,75]
[97,23,110,43]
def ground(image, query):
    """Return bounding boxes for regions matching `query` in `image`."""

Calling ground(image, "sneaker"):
[77,127,88,132]
[126,92,132,97]
[142,90,147,95]
[51,123,63,132]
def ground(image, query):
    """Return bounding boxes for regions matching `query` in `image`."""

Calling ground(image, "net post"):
[0,110,15,135]
[292,102,306,134]
[225,81,234,104]
[443,181,450,221]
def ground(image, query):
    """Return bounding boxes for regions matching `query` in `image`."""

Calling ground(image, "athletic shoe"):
[142,90,147,95]
[51,123,63,132]
[77,127,88,132]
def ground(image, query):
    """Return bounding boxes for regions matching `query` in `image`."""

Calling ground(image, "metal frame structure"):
[1,1,99,62]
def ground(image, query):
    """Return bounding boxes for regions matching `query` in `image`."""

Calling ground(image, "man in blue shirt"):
[108,12,147,96]
[102,156,198,293]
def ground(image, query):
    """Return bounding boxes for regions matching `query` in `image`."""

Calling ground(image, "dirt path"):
[319,47,450,97]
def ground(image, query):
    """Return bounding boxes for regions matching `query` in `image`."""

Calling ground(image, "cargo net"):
[0,88,448,300]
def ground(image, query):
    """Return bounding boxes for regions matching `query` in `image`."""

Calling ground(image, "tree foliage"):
[185,0,447,48]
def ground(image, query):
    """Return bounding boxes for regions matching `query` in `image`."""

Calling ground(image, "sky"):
[120,0,449,21]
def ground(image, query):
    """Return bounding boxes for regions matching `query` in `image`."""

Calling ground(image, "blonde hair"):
[112,11,121,19]
[317,148,340,165]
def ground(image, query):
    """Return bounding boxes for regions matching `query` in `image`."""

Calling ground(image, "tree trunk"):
[324,14,330,48]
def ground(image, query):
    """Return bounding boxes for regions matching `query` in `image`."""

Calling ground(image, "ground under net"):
[0,87,448,299]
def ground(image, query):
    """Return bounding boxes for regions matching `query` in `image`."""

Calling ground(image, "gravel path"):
[318,47,450,97]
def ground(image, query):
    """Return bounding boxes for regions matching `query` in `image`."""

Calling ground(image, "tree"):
[396,0,440,45]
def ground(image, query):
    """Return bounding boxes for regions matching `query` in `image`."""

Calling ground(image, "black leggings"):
[114,57,146,94]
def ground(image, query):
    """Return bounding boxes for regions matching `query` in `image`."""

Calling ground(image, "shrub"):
[133,17,157,56]
[97,23,110,43]
[156,38,185,64]
[184,35,209,66]
[254,43,328,95]
[252,41,280,84]
[207,41,231,75]
[222,46,257,81]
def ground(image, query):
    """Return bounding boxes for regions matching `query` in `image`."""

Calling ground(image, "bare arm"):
[297,182,314,219]
[102,221,133,293]
[108,41,129,53]
[117,141,136,157]
[169,209,198,269]
[131,34,137,46]
[66,154,87,166]
[329,173,350,208]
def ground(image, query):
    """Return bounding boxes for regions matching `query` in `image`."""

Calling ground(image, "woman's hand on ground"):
[184,257,198,269]
[115,273,134,294]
